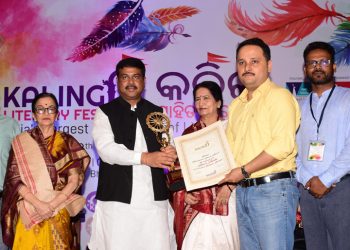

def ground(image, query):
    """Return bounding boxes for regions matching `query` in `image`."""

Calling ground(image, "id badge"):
[307,141,325,161]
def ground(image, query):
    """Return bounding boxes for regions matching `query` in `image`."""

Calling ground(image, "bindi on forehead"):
[36,97,55,106]
[36,102,54,107]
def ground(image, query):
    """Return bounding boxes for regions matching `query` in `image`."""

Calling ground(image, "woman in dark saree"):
[173,81,239,249]
[1,93,90,249]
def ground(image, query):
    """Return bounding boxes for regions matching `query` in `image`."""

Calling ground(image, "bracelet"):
[227,184,233,192]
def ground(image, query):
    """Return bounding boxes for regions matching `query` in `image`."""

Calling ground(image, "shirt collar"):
[118,96,144,110]
[312,86,334,100]
[238,78,271,103]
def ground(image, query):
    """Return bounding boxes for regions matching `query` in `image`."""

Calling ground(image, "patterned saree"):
[1,127,90,249]
[173,121,228,249]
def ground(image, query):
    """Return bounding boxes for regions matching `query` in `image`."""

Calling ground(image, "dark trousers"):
[299,176,350,250]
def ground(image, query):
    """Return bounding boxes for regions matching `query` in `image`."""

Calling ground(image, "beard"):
[306,69,334,85]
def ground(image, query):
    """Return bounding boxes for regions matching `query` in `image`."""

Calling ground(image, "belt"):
[239,171,295,188]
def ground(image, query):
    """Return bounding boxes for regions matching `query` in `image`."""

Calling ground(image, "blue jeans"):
[236,178,299,250]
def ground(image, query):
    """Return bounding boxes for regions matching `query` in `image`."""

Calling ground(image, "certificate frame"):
[174,121,236,191]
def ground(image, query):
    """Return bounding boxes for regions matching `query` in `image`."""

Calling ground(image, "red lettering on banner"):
[59,110,70,120]
[3,109,32,121]
[74,109,96,120]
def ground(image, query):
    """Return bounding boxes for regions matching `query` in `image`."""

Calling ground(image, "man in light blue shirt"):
[0,114,20,249]
[296,41,350,250]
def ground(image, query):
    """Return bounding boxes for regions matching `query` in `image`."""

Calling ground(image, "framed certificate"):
[174,121,236,191]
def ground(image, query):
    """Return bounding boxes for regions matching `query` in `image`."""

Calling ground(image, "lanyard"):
[309,85,335,137]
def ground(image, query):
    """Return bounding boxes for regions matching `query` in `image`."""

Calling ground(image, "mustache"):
[242,72,255,76]
[126,84,137,89]
[313,70,325,74]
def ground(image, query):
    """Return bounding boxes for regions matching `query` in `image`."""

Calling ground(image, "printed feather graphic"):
[226,0,350,46]
[148,6,199,26]
[118,15,190,52]
[67,0,144,62]
[67,1,198,62]
[330,21,350,65]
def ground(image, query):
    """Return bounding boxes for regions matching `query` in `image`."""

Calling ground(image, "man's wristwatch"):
[241,165,250,179]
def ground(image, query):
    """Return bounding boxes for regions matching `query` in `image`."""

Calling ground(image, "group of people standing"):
[0,37,349,250]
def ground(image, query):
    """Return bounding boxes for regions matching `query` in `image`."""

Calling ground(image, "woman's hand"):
[19,185,54,220]
[185,192,200,205]
[214,185,232,209]
[34,200,54,220]
[49,172,79,211]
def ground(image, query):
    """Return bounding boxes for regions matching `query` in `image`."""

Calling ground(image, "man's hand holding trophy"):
[146,112,184,191]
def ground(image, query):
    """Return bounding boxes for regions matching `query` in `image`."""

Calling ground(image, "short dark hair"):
[303,41,335,63]
[32,92,59,112]
[236,38,271,61]
[116,58,146,77]
[193,81,223,116]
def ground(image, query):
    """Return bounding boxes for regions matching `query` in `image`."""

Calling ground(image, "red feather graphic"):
[148,6,199,26]
[226,0,349,46]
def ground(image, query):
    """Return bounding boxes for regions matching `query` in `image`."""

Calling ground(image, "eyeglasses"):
[118,74,143,82]
[305,59,331,68]
[35,107,57,114]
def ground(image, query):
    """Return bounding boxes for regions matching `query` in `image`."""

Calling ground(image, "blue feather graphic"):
[119,16,190,52]
[330,21,350,65]
[67,0,144,62]
[67,0,193,62]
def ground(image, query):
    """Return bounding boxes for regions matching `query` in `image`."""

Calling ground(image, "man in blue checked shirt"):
[296,41,350,250]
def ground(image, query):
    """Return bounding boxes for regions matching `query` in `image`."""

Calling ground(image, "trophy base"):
[166,169,186,192]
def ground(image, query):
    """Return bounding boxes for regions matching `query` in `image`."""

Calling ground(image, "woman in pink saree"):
[1,93,90,249]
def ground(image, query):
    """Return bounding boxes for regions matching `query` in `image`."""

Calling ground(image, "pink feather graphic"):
[226,0,350,46]
[67,0,144,62]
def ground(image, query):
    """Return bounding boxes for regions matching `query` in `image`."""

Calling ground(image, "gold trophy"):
[146,112,172,153]
[146,112,185,191]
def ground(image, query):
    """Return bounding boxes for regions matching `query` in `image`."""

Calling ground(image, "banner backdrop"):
[1,0,350,247]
